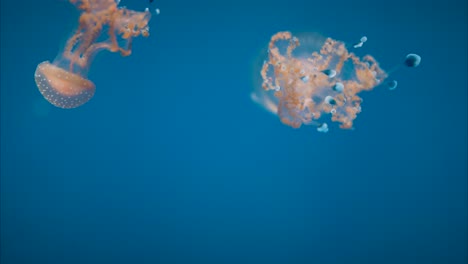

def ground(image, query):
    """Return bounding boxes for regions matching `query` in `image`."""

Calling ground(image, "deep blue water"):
[1,0,467,263]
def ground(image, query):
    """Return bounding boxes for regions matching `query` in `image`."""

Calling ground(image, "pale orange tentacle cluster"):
[260,32,387,129]
[63,0,151,71]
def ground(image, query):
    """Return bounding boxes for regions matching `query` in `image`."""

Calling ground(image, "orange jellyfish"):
[253,31,387,132]
[34,0,152,109]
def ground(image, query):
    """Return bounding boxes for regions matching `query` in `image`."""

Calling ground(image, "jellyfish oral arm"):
[60,5,151,72]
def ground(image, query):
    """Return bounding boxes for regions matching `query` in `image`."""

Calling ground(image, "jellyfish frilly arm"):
[61,1,151,71]
[261,32,293,91]
[268,32,292,64]
[69,0,117,12]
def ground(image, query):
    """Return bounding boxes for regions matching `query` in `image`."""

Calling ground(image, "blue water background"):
[1,0,467,263]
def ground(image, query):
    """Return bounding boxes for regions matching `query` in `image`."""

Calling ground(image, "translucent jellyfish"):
[353,42,363,48]
[324,96,337,105]
[387,80,398,90]
[383,53,421,89]
[353,36,367,48]
[322,69,337,78]
[254,31,387,131]
[317,123,329,133]
[333,82,344,93]
[404,53,421,68]
[301,75,310,83]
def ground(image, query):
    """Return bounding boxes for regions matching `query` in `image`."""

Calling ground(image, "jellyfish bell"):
[324,95,337,105]
[386,52,421,76]
[404,53,421,68]
[353,36,367,48]
[322,69,337,78]
[317,123,329,133]
[387,80,398,90]
[333,82,344,93]
[34,61,96,109]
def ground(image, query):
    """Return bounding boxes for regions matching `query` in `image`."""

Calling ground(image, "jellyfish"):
[387,53,422,74]
[381,53,421,89]
[404,53,421,68]
[387,80,398,90]
[333,82,344,93]
[353,36,367,48]
[324,96,337,105]
[322,69,337,78]
[301,75,310,83]
[252,31,388,131]
[317,123,329,133]
[34,0,152,109]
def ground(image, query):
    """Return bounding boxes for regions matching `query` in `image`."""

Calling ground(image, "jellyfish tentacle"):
[77,14,103,56]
